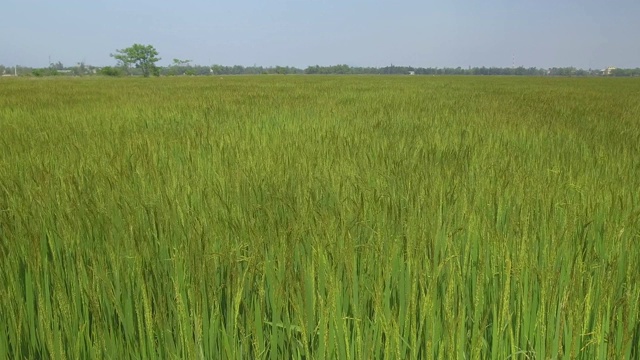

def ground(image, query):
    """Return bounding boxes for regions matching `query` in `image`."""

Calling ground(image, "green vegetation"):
[0,76,639,359]
[99,66,124,77]
[111,44,161,77]
[6,61,640,77]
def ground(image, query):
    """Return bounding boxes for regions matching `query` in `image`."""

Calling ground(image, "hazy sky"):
[1,0,638,69]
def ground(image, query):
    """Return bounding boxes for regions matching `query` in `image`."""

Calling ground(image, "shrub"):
[100,66,123,77]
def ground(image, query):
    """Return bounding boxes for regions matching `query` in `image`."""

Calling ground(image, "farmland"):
[1,75,639,359]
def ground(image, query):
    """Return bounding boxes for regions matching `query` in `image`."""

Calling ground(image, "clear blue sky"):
[1,0,638,69]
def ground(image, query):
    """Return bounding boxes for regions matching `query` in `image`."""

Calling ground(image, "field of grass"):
[1,75,639,359]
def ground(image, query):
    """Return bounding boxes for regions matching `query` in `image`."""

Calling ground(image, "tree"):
[210,64,223,75]
[73,61,86,76]
[111,44,161,77]
[172,58,192,66]
[168,58,192,76]
[50,61,64,70]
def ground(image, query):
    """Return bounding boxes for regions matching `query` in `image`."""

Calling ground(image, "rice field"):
[0,75,639,359]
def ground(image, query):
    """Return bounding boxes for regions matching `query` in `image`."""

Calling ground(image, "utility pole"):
[15,65,17,76]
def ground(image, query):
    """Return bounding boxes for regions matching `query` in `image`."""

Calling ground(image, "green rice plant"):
[0,75,639,359]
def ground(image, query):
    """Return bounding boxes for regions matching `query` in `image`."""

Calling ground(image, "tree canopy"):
[111,44,161,77]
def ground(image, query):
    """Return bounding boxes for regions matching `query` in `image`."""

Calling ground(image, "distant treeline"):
[304,65,640,77]
[2,63,640,77]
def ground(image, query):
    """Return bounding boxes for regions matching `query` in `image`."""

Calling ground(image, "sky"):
[1,0,639,69]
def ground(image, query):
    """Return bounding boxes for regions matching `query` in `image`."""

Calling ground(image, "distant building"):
[1,68,15,77]
[603,67,617,76]
[408,71,415,75]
